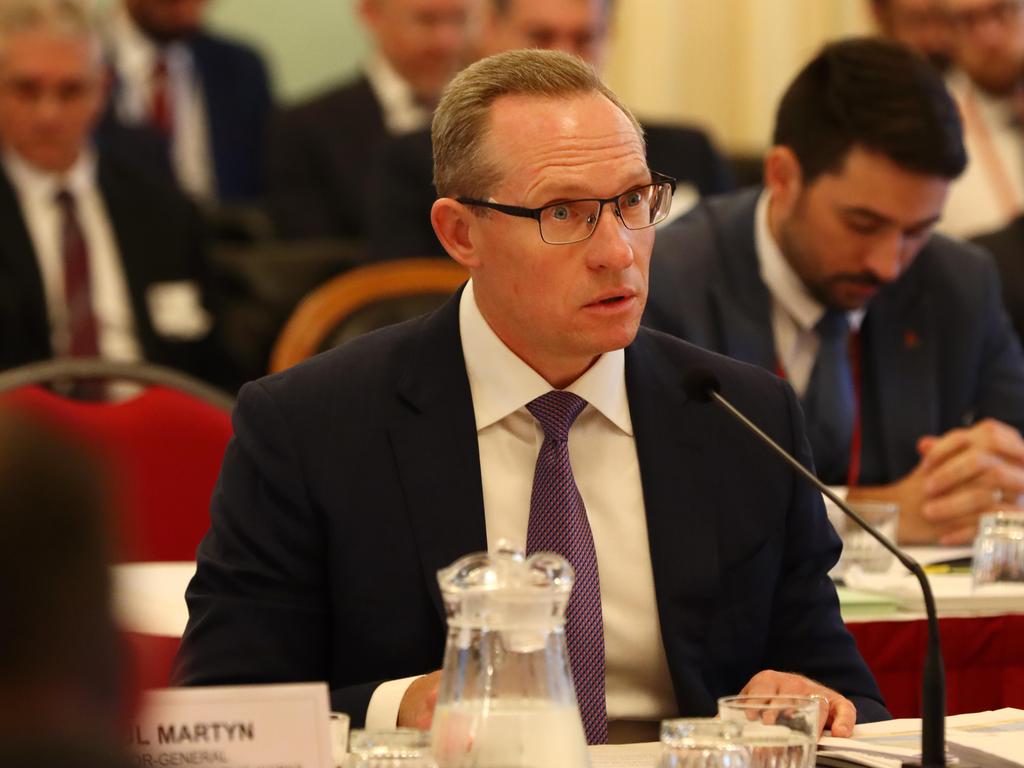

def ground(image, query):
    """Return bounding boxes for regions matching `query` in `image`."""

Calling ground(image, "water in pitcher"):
[432,699,589,768]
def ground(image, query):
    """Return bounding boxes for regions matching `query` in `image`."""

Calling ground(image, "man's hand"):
[739,670,855,738]
[397,671,442,730]
[914,419,1024,544]
[849,419,1024,545]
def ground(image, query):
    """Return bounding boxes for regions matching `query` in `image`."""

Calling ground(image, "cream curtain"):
[605,0,874,154]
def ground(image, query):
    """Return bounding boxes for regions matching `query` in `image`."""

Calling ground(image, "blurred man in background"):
[105,0,273,204]
[939,0,1024,237]
[266,0,480,240]
[645,38,1024,546]
[366,0,734,261]
[870,0,954,70]
[0,0,224,390]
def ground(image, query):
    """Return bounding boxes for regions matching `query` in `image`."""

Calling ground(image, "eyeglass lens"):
[538,181,673,244]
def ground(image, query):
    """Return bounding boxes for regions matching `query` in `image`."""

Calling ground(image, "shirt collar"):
[363,53,431,134]
[2,147,97,204]
[755,189,865,333]
[459,280,634,436]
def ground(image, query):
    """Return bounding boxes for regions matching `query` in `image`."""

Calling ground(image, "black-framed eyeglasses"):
[457,171,677,245]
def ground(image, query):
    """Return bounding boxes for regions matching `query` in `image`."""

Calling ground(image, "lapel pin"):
[903,329,921,349]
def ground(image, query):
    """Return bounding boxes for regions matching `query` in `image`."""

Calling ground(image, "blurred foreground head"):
[0,408,126,763]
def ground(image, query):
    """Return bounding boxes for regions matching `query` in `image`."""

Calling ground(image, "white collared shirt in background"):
[107,4,215,201]
[754,190,865,396]
[941,70,1024,239]
[4,149,142,366]
[363,53,433,135]
[366,281,678,740]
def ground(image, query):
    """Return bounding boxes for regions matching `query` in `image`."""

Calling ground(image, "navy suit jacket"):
[365,122,736,261]
[189,33,273,203]
[644,188,1024,485]
[973,216,1024,346]
[0,149,225,383]
[266,76,386,239]
[175,290,887,726]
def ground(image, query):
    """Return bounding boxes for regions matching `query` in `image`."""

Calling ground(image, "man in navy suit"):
[106,0,272,204]
[644,38,1024,546]
[177,49,886,741]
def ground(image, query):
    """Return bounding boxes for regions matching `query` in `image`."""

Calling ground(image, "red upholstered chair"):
[0,358,234,690]
[0,358,234,563]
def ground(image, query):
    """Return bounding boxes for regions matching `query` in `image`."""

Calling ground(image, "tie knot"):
[55,188,74,207]
[527,391,587,442]
[815,308,849,340]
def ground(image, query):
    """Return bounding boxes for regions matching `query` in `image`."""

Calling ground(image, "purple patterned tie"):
[525,390,608,745]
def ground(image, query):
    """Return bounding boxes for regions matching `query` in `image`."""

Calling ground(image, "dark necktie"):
[150,55,173,137]
[56,189,104,400]
[525,390,608,745]
[801,309,855,483]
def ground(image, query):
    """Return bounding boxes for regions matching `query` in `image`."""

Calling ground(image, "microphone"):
[683,368,946,768]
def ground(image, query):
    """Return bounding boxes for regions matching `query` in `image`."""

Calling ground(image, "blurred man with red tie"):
[105,0,272,204]
[0,0,223,390]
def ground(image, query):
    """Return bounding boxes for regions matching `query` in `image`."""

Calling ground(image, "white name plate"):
[128,682,334,768]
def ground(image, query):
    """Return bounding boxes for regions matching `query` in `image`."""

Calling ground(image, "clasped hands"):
[397,669,854,738]
[852,418,1024,545]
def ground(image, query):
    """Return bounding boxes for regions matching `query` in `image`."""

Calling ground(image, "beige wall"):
[604,0,874,153]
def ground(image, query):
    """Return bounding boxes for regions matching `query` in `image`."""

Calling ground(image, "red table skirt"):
[847,614,1024,718]
[127,615,1024,719]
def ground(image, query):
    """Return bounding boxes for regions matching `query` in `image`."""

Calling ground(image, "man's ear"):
[432,197,482,269]
[763,146,803,216]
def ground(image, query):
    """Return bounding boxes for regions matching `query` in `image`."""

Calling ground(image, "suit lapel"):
[389,291,487,620]
[96,157,161,357]
[0,167,52,360]
[861,261,937,481]
[626,332,721,714]
[708,191,777,370]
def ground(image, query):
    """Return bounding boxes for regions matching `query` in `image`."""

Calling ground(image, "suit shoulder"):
[911,233,1000,294]
[634,327,786,395]
[191,31,267,71]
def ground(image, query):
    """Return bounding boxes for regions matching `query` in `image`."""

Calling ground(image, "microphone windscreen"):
[682,368,721,402]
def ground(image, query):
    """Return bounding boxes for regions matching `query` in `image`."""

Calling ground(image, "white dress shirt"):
[363,54,433,136]
[754,190,865,397]
[941,71,1024,239]
[4,149,143,365]
[365,281,678,739]
[107,4,215,201]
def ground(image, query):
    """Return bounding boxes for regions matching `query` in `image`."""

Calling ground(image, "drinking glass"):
[717,695,818,768]
[347,729,437,768]
[972,511,1024,588]
[657,719,750,768]
[825,499,899,575]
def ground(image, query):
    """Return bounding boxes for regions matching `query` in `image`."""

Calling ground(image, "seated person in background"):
[176,48,887,743]
[644,38,1024,546]
[266,0,479,240]
[973,214,1024,342]
[104,0,273,205]
[938,0,1024,238]
[869,0,954,71]
[365,0,735,261]
[0,0,228,390]
[0,409,130,766]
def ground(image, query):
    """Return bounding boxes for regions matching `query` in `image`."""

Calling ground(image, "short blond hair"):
[432,48,644,199]
[0,0,102,67]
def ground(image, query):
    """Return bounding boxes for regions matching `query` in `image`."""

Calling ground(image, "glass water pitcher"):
[431,545,589,768]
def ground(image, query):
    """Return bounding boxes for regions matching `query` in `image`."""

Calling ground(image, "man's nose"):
[864,231,907,284]
[586,203,635,270]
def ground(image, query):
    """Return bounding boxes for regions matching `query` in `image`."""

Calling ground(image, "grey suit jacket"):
[644,188,1024,484]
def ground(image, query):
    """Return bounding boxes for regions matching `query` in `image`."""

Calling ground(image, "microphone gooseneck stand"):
[683,369,946,768]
